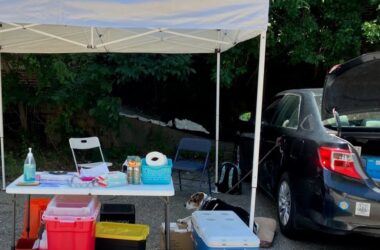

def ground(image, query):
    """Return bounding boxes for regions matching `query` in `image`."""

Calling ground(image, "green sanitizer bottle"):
[23,148,36,182]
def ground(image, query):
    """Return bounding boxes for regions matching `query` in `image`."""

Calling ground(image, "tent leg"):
[214,50,221,193]
[0,53,5,190]
[249,32,267,229]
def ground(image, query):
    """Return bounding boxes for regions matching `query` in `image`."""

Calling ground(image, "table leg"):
[165,196,170,250]
[26,195,31,239]
[11,194,16,250]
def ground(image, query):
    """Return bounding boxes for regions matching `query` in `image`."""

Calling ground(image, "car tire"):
[277,172,297,238]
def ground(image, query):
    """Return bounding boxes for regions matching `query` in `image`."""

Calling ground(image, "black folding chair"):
[173,137,212,194]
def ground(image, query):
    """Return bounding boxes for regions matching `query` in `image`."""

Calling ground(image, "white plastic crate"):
[44,195,98,217]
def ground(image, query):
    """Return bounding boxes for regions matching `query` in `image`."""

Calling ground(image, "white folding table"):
[6,173,175,250]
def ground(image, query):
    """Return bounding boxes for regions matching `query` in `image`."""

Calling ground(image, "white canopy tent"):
[0,0,269,230]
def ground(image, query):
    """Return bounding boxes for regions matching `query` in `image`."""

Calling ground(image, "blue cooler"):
[362,155,380,180]
[191,211,260,250]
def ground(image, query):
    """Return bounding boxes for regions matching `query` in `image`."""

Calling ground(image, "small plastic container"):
[21,198,50,239]
[100,203,135,223]
[141,159,172,184]
[191,211,260,250]
[96,222,149,250]
[124,156,142,184]
[44,195,98,217]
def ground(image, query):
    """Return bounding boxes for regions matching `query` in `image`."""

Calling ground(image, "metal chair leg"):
[178,170,182,191]
[207,168,211,195]
[199,168,206,191]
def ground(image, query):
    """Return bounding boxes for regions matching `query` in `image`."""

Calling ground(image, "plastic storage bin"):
[191,211,260,250]
[21,197,50,239]
[141,159,172,184]
[44,195,98,217]
[42,195,100,250]
[363,156,380,179]
[100,203,135,223]
[96,222,149,250]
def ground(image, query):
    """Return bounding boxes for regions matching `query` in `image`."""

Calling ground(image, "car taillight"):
[319,147,362,179]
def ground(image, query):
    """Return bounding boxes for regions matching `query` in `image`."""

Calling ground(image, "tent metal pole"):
[0,53,6,190]
[214,50,221,192]
[163,30,230,45]
[249,32,266,229]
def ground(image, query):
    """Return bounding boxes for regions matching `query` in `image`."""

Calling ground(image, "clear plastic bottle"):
[23,148,36,182]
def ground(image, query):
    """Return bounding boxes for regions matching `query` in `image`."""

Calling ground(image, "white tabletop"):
[6,173,175,197]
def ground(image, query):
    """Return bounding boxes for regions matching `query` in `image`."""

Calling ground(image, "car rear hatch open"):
[321,52,380,184]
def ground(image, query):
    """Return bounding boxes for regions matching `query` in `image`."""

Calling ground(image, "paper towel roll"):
[146,151,168,166]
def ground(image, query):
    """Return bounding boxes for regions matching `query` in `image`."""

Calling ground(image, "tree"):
[362,0,380,50]
[2,53,194,146]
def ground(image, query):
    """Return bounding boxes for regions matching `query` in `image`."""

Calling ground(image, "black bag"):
[216,162,242,195]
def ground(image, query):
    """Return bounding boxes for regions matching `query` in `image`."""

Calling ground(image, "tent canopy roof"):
[0,0,269,54]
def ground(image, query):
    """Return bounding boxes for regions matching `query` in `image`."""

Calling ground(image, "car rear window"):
[323,112,380,128]
[317,92,380,128]
[314,95,322,115]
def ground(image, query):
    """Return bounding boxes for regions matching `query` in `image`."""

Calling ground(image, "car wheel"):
[277,173,297,237]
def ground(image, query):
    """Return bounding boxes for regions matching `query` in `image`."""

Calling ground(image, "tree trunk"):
[18,102,28,131]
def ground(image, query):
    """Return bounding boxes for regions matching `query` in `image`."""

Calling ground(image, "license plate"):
[355,202,371,217]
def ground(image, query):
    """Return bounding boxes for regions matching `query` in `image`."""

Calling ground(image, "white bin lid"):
[191,211,260,248]
[44,195,99,218]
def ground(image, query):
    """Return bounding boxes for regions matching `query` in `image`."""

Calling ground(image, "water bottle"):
[23,148,36,182]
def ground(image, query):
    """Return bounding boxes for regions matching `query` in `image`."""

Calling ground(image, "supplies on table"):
[42,195,100,250]
[38,171,74,186]
[23,147,36,182]
[79,162,109,178]
[96,171,127,187]
[69,174,97,188]
[191,211,260,250]
[100,203,135,223]
[96,222,149,250]
[141,151,172,184]
[123,156,142,184]
[160,222,192,250]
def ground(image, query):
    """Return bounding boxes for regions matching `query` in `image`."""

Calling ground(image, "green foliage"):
[2,0,379,158]
[216,39,259,88]
[5,151,23,178]
[362,1,380,48]
[3,53,194,147]
[146,129,172,154]
[89,96,121,129]
[208,0,377,89]
[110,54,194,83]
[268,0,363,66]
[363,21,380,44]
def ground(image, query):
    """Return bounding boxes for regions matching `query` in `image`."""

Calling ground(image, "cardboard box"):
[160,222,193,250]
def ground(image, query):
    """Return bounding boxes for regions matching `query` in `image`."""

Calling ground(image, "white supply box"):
[44,195,99,217]
[191,211,260,250]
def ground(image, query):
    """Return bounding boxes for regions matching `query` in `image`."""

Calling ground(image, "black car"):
[250,52,380,237]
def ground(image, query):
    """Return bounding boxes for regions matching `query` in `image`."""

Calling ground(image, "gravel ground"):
[0,173,378,250]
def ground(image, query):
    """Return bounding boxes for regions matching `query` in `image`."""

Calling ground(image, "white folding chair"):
[69,137,111,172]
